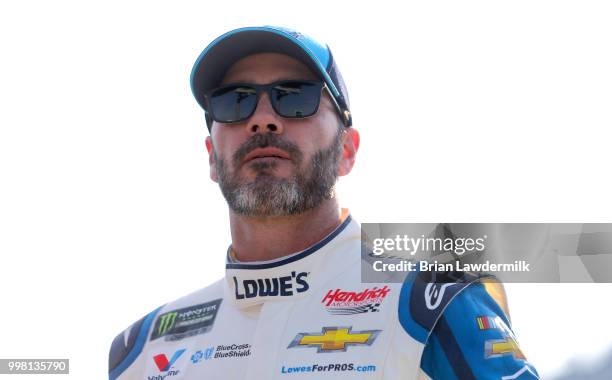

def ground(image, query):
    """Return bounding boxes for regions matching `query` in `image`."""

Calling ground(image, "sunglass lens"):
[272,82,321,118]
[210,86,257,123]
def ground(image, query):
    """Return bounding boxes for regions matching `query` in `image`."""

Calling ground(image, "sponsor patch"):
[485,336,526,360]
[151,299,222,341]
[281,362,376,374]
[476,316,501,330]
[190,347,215,363]
[233,271,309,300]
[148,349,185,380]
[424,282,454,310]
[321,286,390,315]
[153,349,185,371]
[191,343,251,364]
[287,326,380,353]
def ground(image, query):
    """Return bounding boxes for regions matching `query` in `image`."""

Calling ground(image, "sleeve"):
[419,282,539,380]
[108,306,162,380]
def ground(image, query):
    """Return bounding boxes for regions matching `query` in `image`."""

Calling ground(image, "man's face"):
[205,53,357,217]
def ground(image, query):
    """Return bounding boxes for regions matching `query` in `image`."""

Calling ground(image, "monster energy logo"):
[157,312,178,336]
[150,299,222,341]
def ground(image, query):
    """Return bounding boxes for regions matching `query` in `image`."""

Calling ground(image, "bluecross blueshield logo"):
[191,347,215,364]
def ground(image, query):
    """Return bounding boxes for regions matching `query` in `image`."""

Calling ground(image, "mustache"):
[232,133,303,168]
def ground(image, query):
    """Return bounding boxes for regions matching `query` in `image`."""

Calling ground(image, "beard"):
[215,131,343,217]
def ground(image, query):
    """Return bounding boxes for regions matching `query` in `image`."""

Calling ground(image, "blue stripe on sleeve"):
[421,334,459,380]
[109,306,163,380]
[420,282,540,379]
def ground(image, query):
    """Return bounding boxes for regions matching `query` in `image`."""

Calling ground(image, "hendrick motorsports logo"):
[233,271,309,300]
[151,299,222,341]
[321,286,391,315]
[288,326,381,353]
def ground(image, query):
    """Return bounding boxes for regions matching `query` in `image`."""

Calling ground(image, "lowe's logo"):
[233,271,309,300]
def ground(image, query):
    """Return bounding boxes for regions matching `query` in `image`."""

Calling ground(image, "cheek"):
[289,120,335,149]
[211,132,240,163]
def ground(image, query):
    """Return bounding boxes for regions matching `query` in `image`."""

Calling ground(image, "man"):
[109,26,539,379]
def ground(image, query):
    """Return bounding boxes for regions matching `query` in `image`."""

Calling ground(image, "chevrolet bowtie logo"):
[288,326,381,353]
[485,337,526,360]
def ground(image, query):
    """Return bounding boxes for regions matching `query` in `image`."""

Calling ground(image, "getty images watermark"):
[361,223,612,283]
[370,234,530,273]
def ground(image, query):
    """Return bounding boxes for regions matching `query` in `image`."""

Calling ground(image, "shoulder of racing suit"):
[398,269,490,344]
[399,270,539,379]
[108,279,224,380]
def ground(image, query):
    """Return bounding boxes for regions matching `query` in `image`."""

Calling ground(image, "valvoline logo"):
[153,349,186,372]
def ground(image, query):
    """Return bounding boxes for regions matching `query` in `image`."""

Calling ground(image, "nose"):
[245,91,284,135]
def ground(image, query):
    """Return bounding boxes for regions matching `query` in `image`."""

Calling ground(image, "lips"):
[243,147,291,164]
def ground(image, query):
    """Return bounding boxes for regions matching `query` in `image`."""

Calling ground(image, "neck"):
[229,199,346,262]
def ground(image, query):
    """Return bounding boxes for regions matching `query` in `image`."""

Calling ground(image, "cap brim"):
[190,28,333,110]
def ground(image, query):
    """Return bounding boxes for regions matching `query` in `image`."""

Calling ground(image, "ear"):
[338,128,360,177]
[205,136,219,183]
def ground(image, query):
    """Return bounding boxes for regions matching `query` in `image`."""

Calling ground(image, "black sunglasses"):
[204,80,347,125]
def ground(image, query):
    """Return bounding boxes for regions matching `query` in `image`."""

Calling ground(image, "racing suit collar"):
[224,211,360,309]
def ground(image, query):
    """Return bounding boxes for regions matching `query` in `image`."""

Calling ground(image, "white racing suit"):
[109,215,539,379]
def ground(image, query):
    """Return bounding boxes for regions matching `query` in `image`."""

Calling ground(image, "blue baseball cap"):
[190,26,352,128]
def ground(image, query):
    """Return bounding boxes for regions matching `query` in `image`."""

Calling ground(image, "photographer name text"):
[372,260,531,273]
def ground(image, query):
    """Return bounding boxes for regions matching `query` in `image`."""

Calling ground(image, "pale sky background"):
[1,1,611,379]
